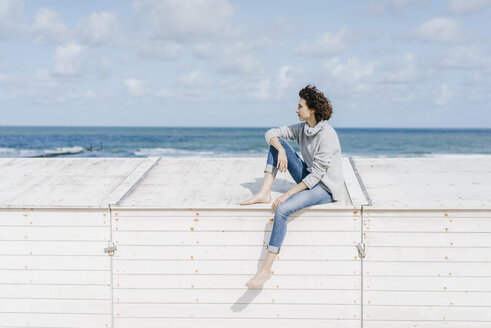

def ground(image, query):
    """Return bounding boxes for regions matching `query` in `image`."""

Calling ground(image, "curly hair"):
[299,85,333,122]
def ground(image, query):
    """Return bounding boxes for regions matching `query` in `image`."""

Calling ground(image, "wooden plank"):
[364,321,490,328]
[364,305,491,321]
[102,157,160,205]
[0,284,111,299]
[342,157,369,206]
[363,261,491,277]
[364,276,491,292]
[113,259,359,275]
[1,270,110,285]
[0,255,109,270]
[114,288,360,304]
[0,241,108,255]
[363,209,491,218]
[113,274,359,290]
[364,217,491,232]
[0,299,111,314]
[0,226,109,241]
[364,232,491,247]
[114,216,360,231]
[113,303,360,319]
[0,158,150,207]
[115,317,360,328]
[0,313,111,327]
[365,246,491,262]
[0,210,108,226]
[363,290,491,306]
[113,231,359,246]
[113,208,359,217]
[114,245,361,261]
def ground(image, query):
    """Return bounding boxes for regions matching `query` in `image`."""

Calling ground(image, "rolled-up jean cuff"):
[264,164,278,177]
[267,245,280,254]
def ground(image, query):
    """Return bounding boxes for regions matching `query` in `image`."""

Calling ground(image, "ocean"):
[0,126,490,158]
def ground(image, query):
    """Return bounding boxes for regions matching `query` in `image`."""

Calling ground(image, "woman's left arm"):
[272,181,308,210]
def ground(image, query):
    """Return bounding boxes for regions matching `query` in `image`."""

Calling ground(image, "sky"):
[0,0,490,128]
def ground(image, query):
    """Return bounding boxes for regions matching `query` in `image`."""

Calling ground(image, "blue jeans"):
[264,138,333,254]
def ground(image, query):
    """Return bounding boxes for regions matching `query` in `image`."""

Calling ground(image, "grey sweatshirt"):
[264,120,345,202]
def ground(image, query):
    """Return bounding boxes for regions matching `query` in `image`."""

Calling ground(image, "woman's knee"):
[275,203,293,218]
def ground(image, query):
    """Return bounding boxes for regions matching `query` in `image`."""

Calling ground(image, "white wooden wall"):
[111,208,362,328]
[0,209,112,328]
[362,209,491,328]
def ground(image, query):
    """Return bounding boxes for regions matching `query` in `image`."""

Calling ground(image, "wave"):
[0,146,87,158]
[134,147,267,157]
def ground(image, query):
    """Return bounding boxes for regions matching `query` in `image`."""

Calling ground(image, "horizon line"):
[0,125,490,130]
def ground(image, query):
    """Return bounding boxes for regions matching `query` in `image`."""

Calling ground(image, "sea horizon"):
[1,125,490,159]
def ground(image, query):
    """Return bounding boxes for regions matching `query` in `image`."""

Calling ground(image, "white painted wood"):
[342,157,369,206]
[363,322,490,328]
[0,284,111,299]
[112,231,360,246]
[363,290,491,306]
[363,209,491,325]
[113,303,360,319]
[114,216,360,231]
[114,288,360,304]
[115,157,354,209]
[111,208,362,325]
[0,209,112,328]
[0,158,156,208]
[113,259,359,275]
[114,245,359,260]
[115,318,361,328]
[352,157,491,209]
[365,246,491,262]
[102,157,160,205]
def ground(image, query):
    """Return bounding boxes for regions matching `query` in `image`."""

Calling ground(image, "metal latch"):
[356,242,366,258]
[104,242,117,256]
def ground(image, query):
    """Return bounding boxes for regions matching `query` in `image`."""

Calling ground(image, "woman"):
[240,85,344,289]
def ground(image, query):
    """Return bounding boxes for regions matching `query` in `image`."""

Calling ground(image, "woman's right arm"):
[268,136,288,173]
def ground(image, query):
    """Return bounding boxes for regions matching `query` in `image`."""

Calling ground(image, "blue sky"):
[0,0,490,128]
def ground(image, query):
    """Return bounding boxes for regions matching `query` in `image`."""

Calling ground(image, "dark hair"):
[299,85,333,122]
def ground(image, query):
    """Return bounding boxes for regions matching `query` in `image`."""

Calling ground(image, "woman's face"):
[296,97,315,121]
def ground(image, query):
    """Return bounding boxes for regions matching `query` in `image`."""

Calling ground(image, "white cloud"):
[77,12,118,45]
[216,41,263,74]
[124,78,148,96]
[194,42,215,59]
[412,17,470,43]
[0,0,24,38]
[368,0,430,15]
[447,0,491,14]
[52,42,87,76]
[178,71,209,87]
[0,73,15,84]
[324,57,376,84]
[132,0,234,41]
[379,53,418,83]
[437,45,491,69]
[32,8,70,45]
[154,88,174,98]
[295,26,349,57]
[434,84,453,105]
[138,40,182,60]
[248,79,271,100]
[35,69,58,88]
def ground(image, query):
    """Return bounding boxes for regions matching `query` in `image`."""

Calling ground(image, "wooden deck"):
[1,156,490,327]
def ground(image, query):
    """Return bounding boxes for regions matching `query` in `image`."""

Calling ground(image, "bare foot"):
[240,192,271,205]
[245,269,273,288]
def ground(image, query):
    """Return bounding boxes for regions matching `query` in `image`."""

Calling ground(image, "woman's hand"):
[272,193,290,211]
[277,148,288,173]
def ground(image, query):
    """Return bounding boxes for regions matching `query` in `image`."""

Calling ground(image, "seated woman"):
[241,85,345,289]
